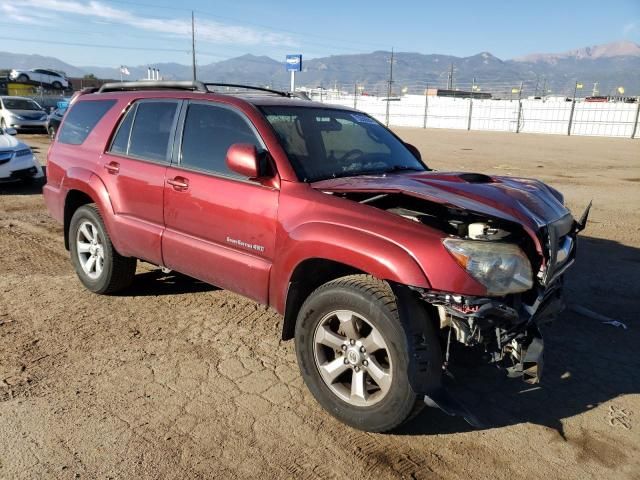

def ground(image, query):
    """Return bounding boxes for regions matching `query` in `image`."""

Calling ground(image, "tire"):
[48,126,56,140]
[295,274,442,432]
[52,81,62,90]
[69,204,136,294]
[17,74,29,83]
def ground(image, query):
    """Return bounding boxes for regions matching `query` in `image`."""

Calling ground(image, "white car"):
[0,127,45,183]
[9,69,70,89]
[0,96,48,131]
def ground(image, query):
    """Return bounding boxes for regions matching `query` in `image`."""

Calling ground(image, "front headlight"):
[15,149,32,158]
[443,238,533,296]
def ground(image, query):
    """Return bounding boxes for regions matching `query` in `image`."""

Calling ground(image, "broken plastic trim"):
[423,388,484,428]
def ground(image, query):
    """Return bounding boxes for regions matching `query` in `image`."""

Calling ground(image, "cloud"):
[0,3,56,25]
[2,0,296,47]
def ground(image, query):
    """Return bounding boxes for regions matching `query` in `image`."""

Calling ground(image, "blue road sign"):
[286,54,302,72]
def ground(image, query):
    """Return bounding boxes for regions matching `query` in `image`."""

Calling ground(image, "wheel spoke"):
[95,256,103,276]
[361,329,387,354]
[336,311,359,339]
[316,324,347,350]
[85,255,96,274]
[350,369,367,402]
[77,242,91,253]
[366,357,391,393]
[79,224,93,242]
[318,357,349,384]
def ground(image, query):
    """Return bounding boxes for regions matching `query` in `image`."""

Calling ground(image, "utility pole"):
[592,82,599,96]
[567,81,579,136]
[385,48,394,126]
[191,11,197,82]
[542,77,547,98]
[447,63,454,90]
[423,85,429,129]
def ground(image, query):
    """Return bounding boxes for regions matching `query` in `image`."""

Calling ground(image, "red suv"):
[44,81,589,432]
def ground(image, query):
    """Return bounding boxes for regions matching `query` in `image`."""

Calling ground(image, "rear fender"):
[61,168,124,252]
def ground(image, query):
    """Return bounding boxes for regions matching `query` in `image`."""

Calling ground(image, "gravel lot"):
[0,129,638,479]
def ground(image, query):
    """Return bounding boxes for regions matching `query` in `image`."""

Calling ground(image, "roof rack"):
[94,80,311,101]
[98,80,207,93]
[204,83,289,97]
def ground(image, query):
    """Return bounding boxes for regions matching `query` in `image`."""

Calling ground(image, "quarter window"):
[58,100,116,145]
[180,103,262,178]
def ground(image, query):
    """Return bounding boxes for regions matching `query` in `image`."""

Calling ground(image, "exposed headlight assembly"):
[443,238,533,296]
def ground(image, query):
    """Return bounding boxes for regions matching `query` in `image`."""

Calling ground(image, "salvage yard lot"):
[1,129,638,479]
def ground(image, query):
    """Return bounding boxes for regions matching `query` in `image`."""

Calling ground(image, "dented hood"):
[311,171,571,232]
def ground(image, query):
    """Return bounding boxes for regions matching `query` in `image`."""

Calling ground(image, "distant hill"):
[1,40,638,96]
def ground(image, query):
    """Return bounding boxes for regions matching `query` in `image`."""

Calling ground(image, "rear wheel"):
[48,125,56,140]
[295,274,442,432]
[17,74,29,83]
[52,81,62,90]
[69,204,136,294]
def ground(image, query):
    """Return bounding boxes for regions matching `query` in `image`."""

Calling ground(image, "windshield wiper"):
[311,165,425,182]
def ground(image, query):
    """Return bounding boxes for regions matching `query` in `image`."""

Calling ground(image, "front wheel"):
[295,275,442,432]
[69,204,136,294]
[52,81,62,90]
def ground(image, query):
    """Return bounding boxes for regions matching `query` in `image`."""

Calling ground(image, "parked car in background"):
[0,126,45,183]
[9,69,70,89]
[0,96,48,132]
[47,102,69,140]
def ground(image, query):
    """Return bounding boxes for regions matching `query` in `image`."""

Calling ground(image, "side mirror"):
[226,143,261,178]
[404,142,421,161]
[5,128,17,136]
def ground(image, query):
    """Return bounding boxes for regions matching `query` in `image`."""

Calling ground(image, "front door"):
[162,101,279,303]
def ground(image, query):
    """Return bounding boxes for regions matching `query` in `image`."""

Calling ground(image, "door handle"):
[104,161,120,174]
[167,176,189,191]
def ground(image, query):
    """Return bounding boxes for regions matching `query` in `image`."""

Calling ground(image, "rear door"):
[100,99,181,264]
[162,100,279,303]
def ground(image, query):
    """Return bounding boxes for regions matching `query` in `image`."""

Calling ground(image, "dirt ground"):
[0,129,638,479]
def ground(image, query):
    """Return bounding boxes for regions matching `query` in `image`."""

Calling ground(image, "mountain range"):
[1,40,638,96]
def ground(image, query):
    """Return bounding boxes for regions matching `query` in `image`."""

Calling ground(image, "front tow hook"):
[424,388,484,428]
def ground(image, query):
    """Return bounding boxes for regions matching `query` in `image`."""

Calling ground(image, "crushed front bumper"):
[419,284,564,385]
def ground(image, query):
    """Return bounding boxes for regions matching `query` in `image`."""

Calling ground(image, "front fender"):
[270,221,430,313]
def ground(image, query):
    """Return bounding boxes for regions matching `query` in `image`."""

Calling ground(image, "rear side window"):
[58,100,116,145]
[180,103,262,178]
[109,101,179,162]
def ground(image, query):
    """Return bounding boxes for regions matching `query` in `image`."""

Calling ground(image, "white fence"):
[310,92,640,138]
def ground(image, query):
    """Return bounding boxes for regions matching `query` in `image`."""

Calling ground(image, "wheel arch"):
[62,170,116,251]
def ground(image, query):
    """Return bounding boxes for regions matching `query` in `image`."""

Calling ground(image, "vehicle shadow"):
[120,269,218,297]
[397,234,640,436]
[0,166,47,196]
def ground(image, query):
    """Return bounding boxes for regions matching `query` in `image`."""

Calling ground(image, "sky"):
[0,0,639,67]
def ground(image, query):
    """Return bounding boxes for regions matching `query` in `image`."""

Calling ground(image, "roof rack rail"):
[98,80,207,93]
[204,83,289,97]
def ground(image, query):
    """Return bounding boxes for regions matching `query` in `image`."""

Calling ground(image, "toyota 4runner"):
[43,81,589,432]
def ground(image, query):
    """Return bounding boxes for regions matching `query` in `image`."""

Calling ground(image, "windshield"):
[3,98,42,111]
[260,106,427,182]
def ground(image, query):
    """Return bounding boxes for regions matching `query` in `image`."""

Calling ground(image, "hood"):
[311,171,570,232]
[8,109,47,119]
[0,133,22,150]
